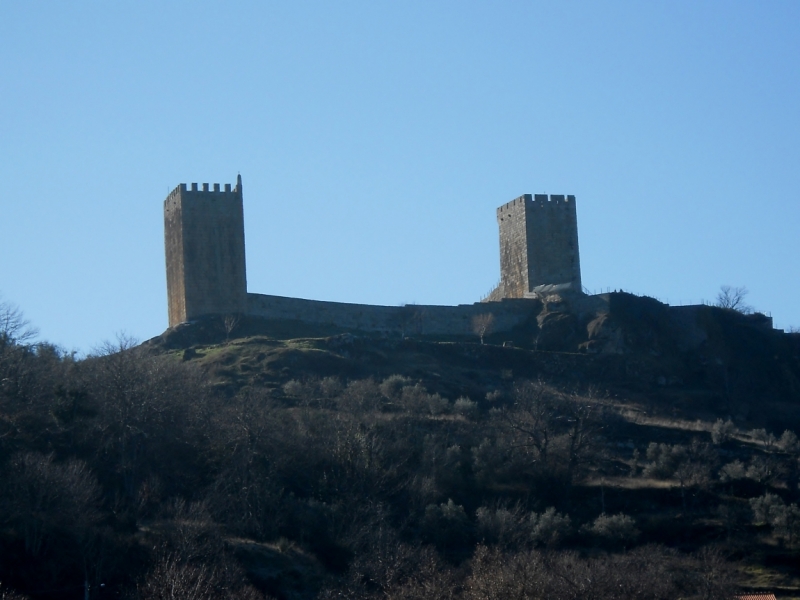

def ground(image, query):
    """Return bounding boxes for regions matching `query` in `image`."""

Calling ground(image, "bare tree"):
[715,286,752,314]
[5,452,102,556]
[689,545,739,600]
[472,313,495,344]
[396,304,427,338]
[0,295,38,346]
[644,440,716,510]
[223,314,241,344]
[498,379,557,470]
[137,553,217,600]
[562,394,604,481]
[749,428,778,453]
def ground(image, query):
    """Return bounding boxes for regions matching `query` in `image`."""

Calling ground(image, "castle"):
[488,193,581,300]
[164,178,583,335]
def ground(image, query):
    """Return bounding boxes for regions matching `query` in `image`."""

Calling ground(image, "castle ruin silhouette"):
[164,177,582,334]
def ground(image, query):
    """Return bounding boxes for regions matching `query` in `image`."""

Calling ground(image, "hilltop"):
[148,291,800,429]
[2,291,800,599]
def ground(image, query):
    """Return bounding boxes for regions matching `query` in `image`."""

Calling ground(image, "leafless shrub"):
[749,492,800,545]
[454,396,479,418]
[338,378,382,412]
[319,376,344,398]
[711,418,736,445]
[158,499,223,564]
[644,440,717,508]
[471,437,518,487]
[777,429,800,454]
[204,394,285,540]
[323,531,455,600]
[5,452,102,556]
[464,544,728,600]
[422,499,470,548]
[0,295,38,346]
[397,383,448,416]
[282,378,321,400]
[685,545,738,600]
[715,285,753,314]
[484,389,504,404]
[464,545,548,600]
[529,507,572,547]
[494,380,603,484]
[475,503,529,548]
[719,460,747,482]
[582,513,639,545]
[749,428,778,452]
[222,314,240,343]
[137,542,269,598]
[749,492,785,526]
[379,374,410,400]
[136,553,218,600]
[744,454,780,484]
[82,339,208,500]
[471,313,495,344]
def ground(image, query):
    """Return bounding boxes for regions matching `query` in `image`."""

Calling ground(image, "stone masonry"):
[490,193,582,299]
[164,176,247,327]
[162,182,778,345]
[245,293,536,336]
[164,180,582,332]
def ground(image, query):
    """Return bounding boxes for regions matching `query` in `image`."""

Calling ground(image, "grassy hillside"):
[1,292,800,599]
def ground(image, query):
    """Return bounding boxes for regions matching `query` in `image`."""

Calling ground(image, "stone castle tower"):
[162,180,581,326]
[164,176,247,327]
[493,193,581,298]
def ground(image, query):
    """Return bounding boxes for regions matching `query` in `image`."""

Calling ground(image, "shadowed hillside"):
[1,292,800,598]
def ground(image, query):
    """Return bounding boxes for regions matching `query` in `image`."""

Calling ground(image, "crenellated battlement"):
[164,178,244,212]
[497,193,576,216]
[183,183,237,193]
[166,180,240,199]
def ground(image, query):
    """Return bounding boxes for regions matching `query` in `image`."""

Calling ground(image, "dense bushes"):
[3,317,800,598]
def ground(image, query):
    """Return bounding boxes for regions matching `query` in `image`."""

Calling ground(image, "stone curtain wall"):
[247,293,538,336]
[163,183,582,328]
[164,183,248,327]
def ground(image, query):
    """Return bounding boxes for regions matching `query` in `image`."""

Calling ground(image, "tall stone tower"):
[495,193,581,298]
[164,176,247,327]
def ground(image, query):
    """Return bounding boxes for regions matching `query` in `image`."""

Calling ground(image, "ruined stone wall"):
[164,193,186,326]
[164,181,247,327]
[247,293,538,336]
[526,194,581,291]
[496,195,531,298]
[162,181,582,329]
[496,194,581,298]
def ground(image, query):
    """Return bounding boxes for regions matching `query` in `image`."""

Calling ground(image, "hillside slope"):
[1,292,800,599]
[149,291,800,429]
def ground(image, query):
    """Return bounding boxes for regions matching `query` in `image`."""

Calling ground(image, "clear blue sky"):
[2,1,799,352]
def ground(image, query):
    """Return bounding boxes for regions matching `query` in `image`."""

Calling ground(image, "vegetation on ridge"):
[1,292,800,599]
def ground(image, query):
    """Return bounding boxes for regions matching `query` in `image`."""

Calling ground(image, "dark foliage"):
[2,298,800,598]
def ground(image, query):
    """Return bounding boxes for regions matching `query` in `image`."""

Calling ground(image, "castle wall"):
[496,193,581,298]
[496,195,531,298]
[247,293,538,336]
[164,193,186,326]
[163,181,581,329]
[164,182,247,326]
[526,194,581,291]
